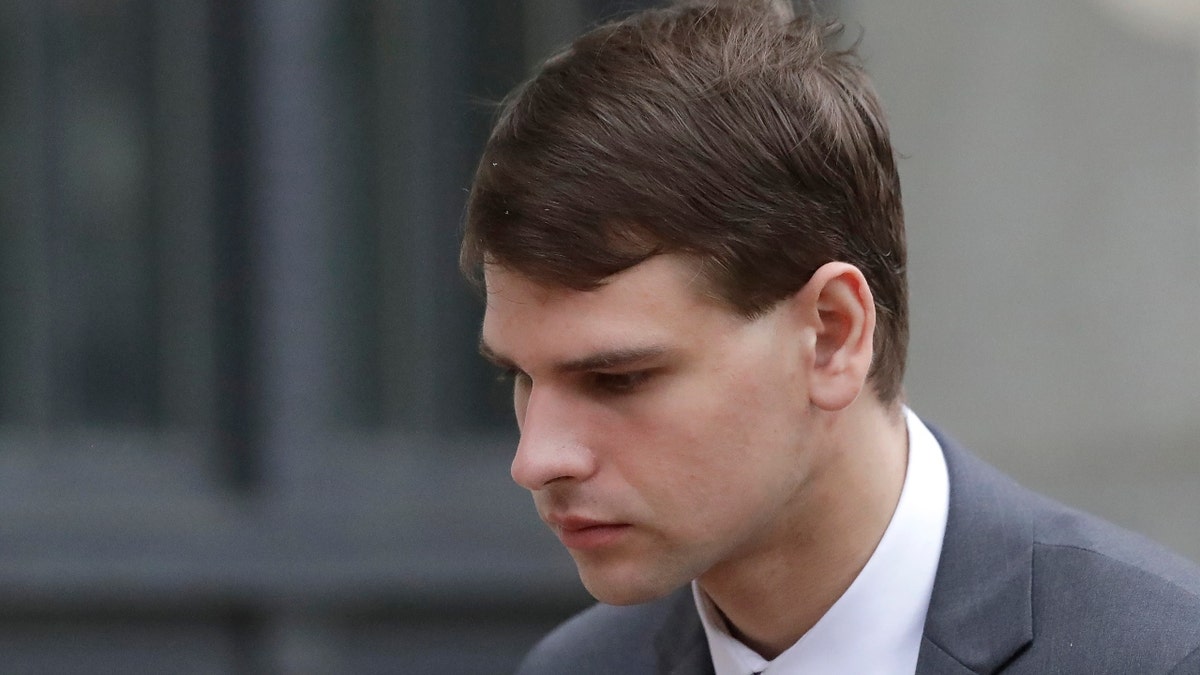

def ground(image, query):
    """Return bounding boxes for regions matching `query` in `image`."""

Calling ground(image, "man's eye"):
[591,371,651,393]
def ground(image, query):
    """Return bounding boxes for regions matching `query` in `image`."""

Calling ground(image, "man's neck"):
[695,399,909,659]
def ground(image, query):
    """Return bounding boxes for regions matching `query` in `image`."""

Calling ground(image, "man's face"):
[481,255,825,605]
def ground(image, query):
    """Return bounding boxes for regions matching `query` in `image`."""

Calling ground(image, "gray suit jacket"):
[516,430,1200,674]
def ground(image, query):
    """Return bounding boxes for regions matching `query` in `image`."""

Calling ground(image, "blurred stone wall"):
[843,0,1200,561]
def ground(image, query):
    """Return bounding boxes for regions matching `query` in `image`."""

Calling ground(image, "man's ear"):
[792,262,876,411]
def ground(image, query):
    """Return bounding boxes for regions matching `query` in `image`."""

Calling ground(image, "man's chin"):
[576,562,687,606]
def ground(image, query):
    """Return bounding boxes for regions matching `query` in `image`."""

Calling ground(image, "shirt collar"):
[693,408,950,675]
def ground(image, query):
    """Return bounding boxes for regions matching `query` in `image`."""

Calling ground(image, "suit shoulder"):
[1033,501,1200,598]
[1033,528,1200,621]
[1026,503,1200,670]
[514,592,686,675]
[932,434,1200,671]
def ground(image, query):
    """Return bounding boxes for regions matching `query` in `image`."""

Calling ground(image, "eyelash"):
[590,370,652,393]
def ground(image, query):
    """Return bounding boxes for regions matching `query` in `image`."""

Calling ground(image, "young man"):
[461,1,1200,673]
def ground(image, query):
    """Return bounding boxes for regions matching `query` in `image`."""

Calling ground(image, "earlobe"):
[800,263,876,411]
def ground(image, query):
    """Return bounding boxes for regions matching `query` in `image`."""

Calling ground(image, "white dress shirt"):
[693,408,950,675]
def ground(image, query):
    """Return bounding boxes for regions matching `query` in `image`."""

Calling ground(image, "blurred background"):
[0,0,1196,673]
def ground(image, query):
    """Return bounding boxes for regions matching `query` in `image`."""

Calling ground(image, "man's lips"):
[545,516,631,550]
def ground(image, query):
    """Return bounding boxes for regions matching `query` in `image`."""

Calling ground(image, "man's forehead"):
[479,257,714,368]
[482,264,567,307]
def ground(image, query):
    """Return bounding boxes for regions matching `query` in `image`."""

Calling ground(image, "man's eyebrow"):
[557,346,669,372]
[476,341,669,372]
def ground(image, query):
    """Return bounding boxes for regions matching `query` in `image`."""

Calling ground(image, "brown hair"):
[462,0,908,404]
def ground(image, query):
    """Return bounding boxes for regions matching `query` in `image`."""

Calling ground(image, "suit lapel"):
[917,636,982,675]
[653,587,715,675]
[917,431,1035,674]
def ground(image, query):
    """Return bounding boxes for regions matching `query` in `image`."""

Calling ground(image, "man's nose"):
[510,387,596,490]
